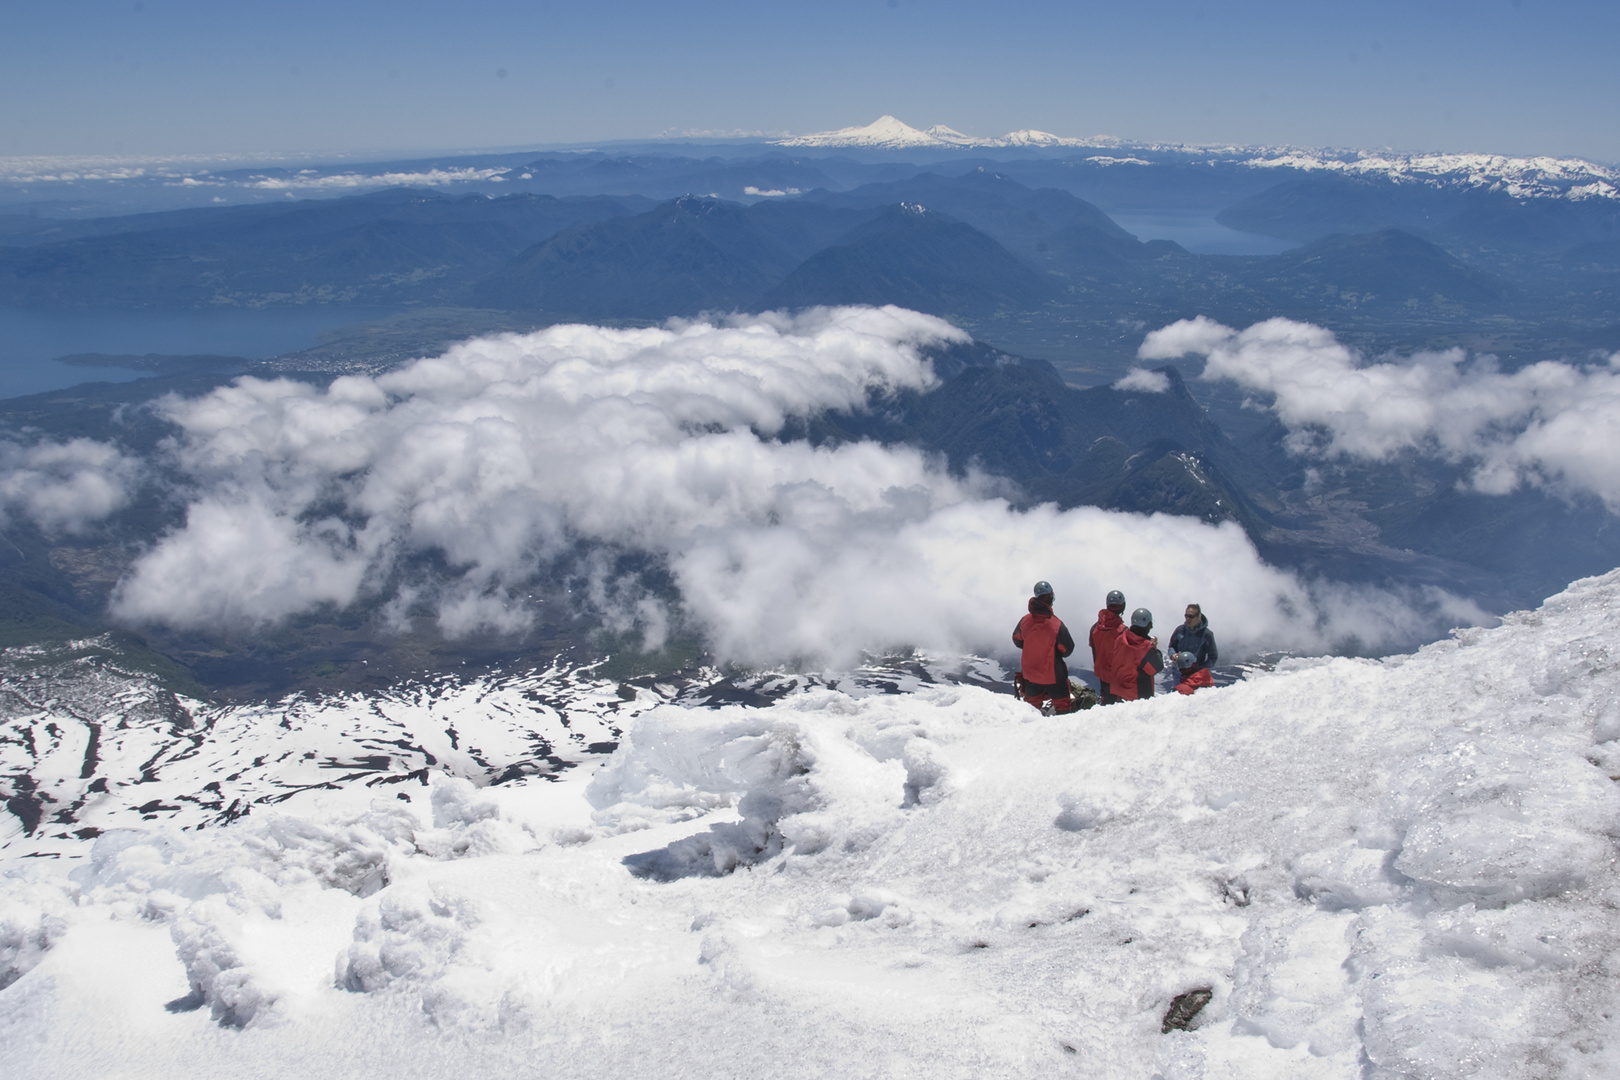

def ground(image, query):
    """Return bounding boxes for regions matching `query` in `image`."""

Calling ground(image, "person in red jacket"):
[1012,580,1076,714]
[1173,651,1216,694]
[1088,589,1127,704]
[1111,608,1165,702]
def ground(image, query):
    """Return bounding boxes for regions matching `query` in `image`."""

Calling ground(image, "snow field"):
[0,659,640,856]
[4,572,1620,1078]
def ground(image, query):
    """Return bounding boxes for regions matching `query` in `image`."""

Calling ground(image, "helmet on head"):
[1130,607,1153,629]
[1173,651,1197,669]
[1106,589,1125,606]
[1033,580,1054,598]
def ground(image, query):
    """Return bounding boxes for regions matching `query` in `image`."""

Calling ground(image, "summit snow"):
[4,572,1620,1077]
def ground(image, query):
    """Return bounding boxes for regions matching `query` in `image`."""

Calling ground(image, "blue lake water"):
[1108,210,1299,256]
[0,307,401,400]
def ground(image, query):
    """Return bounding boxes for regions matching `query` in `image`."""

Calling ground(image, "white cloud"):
[1113,368,1171,393]
[249,167,511,191]
[112,492,373,629]
[106,307,1479,660]
[1141,316,1620,508]
[1138,314,1237,363]
[0,438,140,535]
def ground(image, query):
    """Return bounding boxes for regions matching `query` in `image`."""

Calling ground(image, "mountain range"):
[5,164,1598,343]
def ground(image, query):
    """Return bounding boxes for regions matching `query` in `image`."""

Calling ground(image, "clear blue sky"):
[4,0,1616,161]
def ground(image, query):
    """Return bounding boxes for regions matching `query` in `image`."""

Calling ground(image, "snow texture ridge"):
[3,574,1620,1077]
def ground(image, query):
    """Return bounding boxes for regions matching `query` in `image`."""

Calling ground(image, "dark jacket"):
[1013,598,1075,694]
[1114,627,1164,701]
[1168,616,1217,674]
[1088,608,1124,690]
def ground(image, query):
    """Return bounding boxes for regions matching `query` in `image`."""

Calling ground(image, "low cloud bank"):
[0,438,139,535]
[60,306,1479,663]
[1141,316,1620,508]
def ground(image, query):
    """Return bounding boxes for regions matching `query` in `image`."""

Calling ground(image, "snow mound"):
[4,572,1620,1077]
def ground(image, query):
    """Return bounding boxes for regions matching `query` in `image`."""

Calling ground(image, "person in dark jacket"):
[1168,604,1217,686]
[1013,580,1076,713]
[1112,608,1164,702]
[1089,589,1127,704]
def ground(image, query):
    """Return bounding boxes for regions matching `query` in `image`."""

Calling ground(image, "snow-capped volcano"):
[773,116,1618,201]
[4,571,1620,1077]
[773,115,1118,150]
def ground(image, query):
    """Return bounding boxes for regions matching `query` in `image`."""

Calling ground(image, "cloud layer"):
[1141,316,1620,507]
[0,438,140,535]
[74,307,1480,663]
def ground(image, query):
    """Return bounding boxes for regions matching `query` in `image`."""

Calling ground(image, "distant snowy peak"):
[773,115,1119,150]
[1243,149,1620,200]
[921,124,977,146]
[773,117,1616,201]
[775,116,946,149]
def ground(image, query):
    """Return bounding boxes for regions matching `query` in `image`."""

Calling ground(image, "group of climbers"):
[1011,581,1218,714]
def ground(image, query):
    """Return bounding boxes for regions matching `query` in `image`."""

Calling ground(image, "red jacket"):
[1176,667,1215,695]
[1088,609,1124,689]
[1113,628,1164,701]
[1013,599,1075,693]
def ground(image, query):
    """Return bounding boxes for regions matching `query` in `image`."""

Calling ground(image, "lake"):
[0,306,403,399]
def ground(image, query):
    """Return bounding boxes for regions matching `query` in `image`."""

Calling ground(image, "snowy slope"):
[0,646,1006,859]
[4,573,1620,1078]
[0,650,635,857]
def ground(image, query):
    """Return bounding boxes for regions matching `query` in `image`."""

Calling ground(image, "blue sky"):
[3,0,1616,161]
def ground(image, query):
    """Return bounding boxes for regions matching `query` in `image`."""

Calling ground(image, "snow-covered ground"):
[4,573,1620,1079]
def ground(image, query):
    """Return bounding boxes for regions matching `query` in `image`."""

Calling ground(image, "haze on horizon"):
[2,0,1617,163]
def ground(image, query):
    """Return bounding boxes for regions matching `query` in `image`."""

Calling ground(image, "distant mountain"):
[773,115,1119,150]
[1435,193,1620,255]
[473,195,801,317]
[1215,173,1478,242]
[1050,436,1259,526]
[800,354,1261,518]
[1218,172,1620,255]
[767,118,1620,204]
[518,152,842,202]
[1240,228,1501,313]
[758,203,1061,317]
[736,201,884,262]
[804,167,1139,264]
[0,189,641,308]
[1236,149,1619,201]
